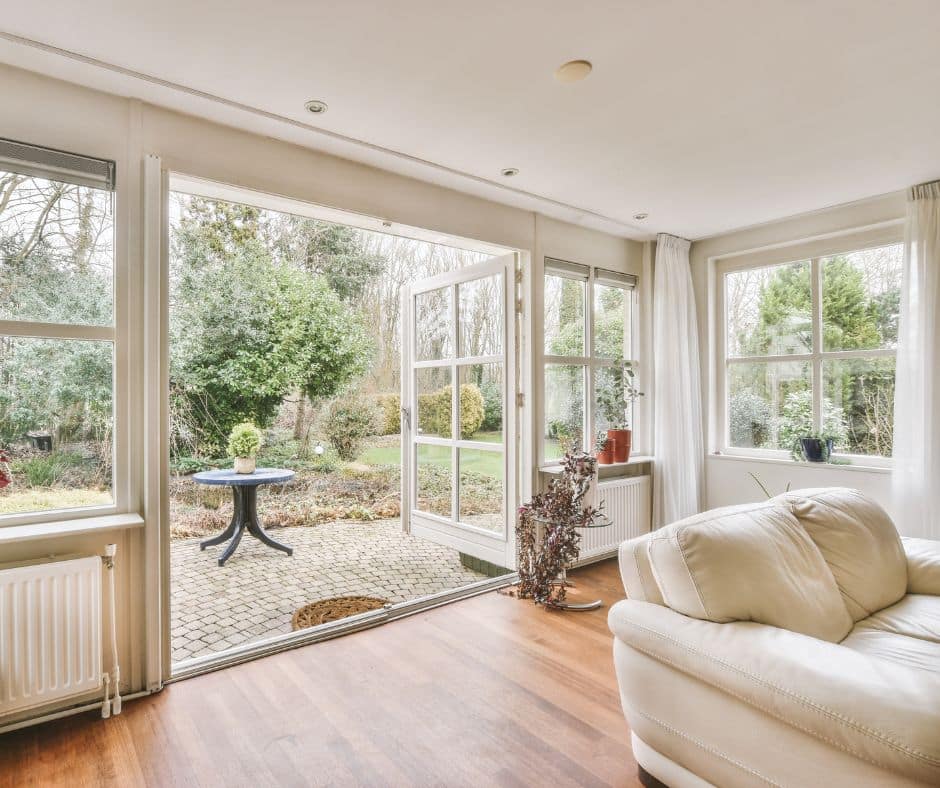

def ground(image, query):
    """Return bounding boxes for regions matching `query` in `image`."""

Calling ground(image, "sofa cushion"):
[646,500,853,642]
[619,534,665,605]
[777,487,906,620]
[850,594,940,644]
[904,537,940,595]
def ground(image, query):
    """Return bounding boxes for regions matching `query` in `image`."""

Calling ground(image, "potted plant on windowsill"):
[792,432,835,463]
[596,357,644,463]
[228,422,263,474]
[594,432,614,465]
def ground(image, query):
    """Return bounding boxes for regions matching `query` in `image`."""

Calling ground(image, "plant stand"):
[531,514,612,611]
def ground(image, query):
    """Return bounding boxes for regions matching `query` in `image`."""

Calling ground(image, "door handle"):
[401,406,411,430]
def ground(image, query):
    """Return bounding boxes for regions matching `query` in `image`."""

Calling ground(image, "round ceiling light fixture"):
[554,59,593,83]
[500,167,519,177]
[304,100,328,115]
[633,212,649,221]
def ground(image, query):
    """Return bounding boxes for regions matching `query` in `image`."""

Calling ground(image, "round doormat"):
[291,595,389,630]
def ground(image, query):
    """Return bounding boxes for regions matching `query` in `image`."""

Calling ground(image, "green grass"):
[0,488,112,515]
[358,432,503,477]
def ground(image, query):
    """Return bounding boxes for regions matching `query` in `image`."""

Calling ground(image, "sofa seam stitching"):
[634,708,781,787]
[618,619,940,769]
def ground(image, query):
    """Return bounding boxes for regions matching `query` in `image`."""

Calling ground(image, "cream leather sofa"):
[608,487,940,788]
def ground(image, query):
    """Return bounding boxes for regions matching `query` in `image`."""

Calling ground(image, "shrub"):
[375,393,401,435]
[479,380,502,432]
[416,384,484,439]
[227,422,263,458]
[320,395,380,461]
[11,452,83,488]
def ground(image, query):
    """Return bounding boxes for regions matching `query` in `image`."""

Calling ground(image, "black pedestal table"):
[192,468,295,566]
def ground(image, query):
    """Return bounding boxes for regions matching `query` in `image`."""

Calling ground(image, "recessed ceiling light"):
[554,60,593,83]
[500,167,519,177]
[304,100,328,115]
[633,212,649,221]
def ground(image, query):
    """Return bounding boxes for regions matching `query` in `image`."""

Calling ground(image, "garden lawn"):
[358,432,503,476]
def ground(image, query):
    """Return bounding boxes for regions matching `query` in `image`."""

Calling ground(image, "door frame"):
[401,253,519,570]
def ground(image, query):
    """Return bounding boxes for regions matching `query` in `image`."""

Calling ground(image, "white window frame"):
[0,143,128,529]
[539,258,639,467]
[713,225,903,469]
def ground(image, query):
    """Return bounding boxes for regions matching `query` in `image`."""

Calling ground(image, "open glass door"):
[402,254,517,570]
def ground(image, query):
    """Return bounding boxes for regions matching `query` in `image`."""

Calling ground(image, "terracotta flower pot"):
[606,428,632,463]
[596,448,614,465]
[234,456,256,474]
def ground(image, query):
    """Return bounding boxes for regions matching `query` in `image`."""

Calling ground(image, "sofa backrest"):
[617,488,906,642]
[775,487,907,620]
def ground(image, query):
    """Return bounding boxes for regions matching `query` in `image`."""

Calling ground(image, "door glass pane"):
[457,363,502,441]
[725,261,811,357]
[823,357,895,457]
[0,171,114,326]
[416,366,451,438]
[416,443,452,518]
[415,286,452,360]
[727,360,810,450]
[821,245,903,352]
[544,364,585,460]
[458,448,503,532]
[593,283,631,358]
[544,273,585,355]
[458,275,502,357]
[0,336,114,515]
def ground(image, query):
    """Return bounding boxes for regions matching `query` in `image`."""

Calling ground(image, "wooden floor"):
[0,559,639,788]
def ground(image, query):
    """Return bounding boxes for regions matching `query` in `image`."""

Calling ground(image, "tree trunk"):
[293,393,307,440]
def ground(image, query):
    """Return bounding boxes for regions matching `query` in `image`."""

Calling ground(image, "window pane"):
[727,360,810,450]
[593,283,632,359]
[416,366,451,438]
[415,443,452,518]
[0,171,113,325]
[821,245,903,352]
[458,448,503,532]
[823,357,895,457]
[415,286,452,360]
[544,364,585,460]
[544,273,585,355]
[458,274,502,357]
[725,261,811,357]
[0,337,113,515]
[458,363,502,440]
[594,364,636,435]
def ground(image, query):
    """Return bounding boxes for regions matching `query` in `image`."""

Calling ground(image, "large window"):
[541,258,637,463]
[721,241,902,461]
[0,140,116,519]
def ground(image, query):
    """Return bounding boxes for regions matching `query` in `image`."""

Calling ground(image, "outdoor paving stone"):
[170,517,487,662]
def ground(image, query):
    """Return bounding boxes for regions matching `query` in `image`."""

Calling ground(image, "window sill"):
[0,513,145,545]
[539,454,654,474]
[708,453,891,474]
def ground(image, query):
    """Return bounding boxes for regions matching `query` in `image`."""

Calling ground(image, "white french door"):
[401,254,517,570]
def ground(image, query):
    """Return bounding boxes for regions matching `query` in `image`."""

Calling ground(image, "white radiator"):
[0,555,102,716]
[580,475,651,561]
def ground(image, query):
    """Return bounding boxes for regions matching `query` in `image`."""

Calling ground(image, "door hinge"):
[515,298,523,315]
[516,392,525,407]
[514,269,523,284]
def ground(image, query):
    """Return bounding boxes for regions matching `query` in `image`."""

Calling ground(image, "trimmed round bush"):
[375,393,401,435]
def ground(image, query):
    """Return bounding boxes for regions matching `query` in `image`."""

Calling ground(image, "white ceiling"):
[2,0,939,240]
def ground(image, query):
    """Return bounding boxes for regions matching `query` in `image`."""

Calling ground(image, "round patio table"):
[192,468,295,566]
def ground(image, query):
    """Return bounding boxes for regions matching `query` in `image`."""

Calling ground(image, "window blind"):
[0,138,115,191]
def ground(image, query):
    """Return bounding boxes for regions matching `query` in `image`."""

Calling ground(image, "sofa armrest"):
[903,537,940,595]
[608,600,940,785]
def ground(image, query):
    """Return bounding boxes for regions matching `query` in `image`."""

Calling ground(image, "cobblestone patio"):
[171,518,488,663]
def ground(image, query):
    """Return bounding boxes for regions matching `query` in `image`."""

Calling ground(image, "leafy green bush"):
[12,452,83,488]
[375,393,401,435]
[416,384,484,438]
[320,395,380,461]
[729,391,771,448]
[227,422,263,458]
[479,381,502,432]
[776,390,848,450]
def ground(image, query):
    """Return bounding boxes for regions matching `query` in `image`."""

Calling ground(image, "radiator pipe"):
[102,543,121,716]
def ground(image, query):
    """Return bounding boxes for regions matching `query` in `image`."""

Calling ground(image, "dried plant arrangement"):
[507,451,606,607]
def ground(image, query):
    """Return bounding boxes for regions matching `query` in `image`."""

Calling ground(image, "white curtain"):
[892,181,940,539]
[652,234,704,528]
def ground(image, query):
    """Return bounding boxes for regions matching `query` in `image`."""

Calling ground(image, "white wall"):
[689,192,906,513]
[0,62,644,722]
